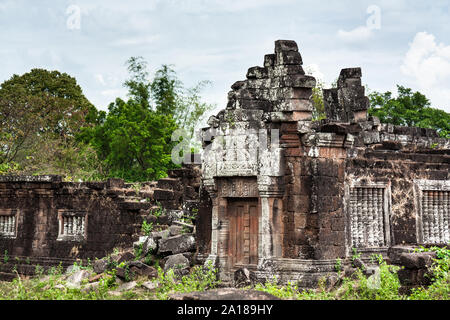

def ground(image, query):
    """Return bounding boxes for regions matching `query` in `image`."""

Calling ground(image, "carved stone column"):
[258,183,284,266]
[204,185,219,268]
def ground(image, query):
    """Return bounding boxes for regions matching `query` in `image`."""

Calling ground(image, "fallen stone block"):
[158,234,196,255]
[164,253,190,272]
[142,281,159,290]
[65,270,92,288]
[93,258,109,274]
[128,261,158,279]
[400,252,436,269]
[234,268,257,288]
[169,288,280,300]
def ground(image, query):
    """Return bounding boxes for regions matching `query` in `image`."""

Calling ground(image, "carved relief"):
[218,178,259,198]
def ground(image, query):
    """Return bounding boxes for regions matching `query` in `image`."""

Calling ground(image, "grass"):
[0,260,220,300]
[0,248,448,300]
[253,249,449,300]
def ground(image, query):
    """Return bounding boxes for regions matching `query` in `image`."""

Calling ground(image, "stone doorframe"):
[204,177,284,281]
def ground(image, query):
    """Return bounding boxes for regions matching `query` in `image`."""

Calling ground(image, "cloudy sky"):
[0,0,449,118]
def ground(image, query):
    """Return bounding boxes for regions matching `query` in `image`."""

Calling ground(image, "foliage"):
[141,220,154,236]
[80,58,214,181]
[154,261,220,300]
[0,267,116,300]
[0,68,101,180]
[369,86,450,138]
[409,246,450,300]
[254,277,301,299]
[311,80,326,121]
[81,97,178,181]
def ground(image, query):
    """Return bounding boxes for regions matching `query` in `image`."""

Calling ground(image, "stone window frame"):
[0,209,18,239]
[345,180,392,254]
[57,209,87,242]
[414,179,450,245]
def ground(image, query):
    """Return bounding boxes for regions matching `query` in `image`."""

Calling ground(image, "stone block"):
[275,40,299,53]
[264,54,276,67]
[279,75,316,88]
[246,66,268,79]
[274,99,313,112]
[276,51,303,65]
[158,234,196,255]
[106,178,124,189]
[399,252,437,269]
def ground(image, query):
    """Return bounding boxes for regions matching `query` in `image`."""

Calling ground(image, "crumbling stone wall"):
[0,165,203,278]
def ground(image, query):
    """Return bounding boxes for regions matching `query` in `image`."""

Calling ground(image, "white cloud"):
[164,0,294,13]
[401,32,450,110]
[94,74,106,86]
[101,89,127,98]
[337,26,373,43]
[304,63,325,84]
[110,35,160,47]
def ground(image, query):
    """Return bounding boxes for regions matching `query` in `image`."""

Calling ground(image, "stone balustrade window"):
[347,182,391,249]
[415,180,450,245]
[57,210,86,241]
[0,214,16,238]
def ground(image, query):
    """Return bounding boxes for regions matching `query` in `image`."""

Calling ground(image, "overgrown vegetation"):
[1,248,448,300]
[254,248,449,300]
[369,86,450,138]
[409,246,450,300]
[0,259,219,300]
[0,58,214,181]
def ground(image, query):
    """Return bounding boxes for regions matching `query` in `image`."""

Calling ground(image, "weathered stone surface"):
[169,225,183,236]
[93,258,109,274]
[275,40,299,53]
[351,258,366,270]
[234,268,257,288]
[117,281,138,291]
[399,252,436,269]
[158,234,196,255]
[142,281,159,290]
[151,229,170,240]
[246,66,268,79]
[128,261,158,278]
[116,251,135,264]
[164,253,190,271]
[142,237,158,255]
[65,270,92,288]
[276,51,303,65]
[81,281,100,293]
[169,288,280,300]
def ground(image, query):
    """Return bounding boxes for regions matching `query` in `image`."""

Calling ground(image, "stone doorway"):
[227,198,259,268]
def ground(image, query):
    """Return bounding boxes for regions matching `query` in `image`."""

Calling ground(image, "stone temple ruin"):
[0,40,449,288]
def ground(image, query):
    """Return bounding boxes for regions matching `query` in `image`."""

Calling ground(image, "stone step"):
[0,272,16,281]
[119,201,152,211]
[153,188,177,200]
[156,178,181,191]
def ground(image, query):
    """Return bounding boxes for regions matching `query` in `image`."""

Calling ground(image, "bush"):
[409,246,450,300]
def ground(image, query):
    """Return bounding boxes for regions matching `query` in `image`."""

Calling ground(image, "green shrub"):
[154,261,220,300]
[409,246,450,300]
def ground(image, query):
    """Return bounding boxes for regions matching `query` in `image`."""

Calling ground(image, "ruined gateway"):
[0,40,449,287]
[196,40,450,285]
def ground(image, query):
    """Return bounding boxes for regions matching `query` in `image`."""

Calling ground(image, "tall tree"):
[83,98,177,181]
[0,69,97,177]
[81,57,214,181]
[369,85,450,138]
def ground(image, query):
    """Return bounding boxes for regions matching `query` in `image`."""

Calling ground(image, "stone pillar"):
[259,196,272,260]
[323,67,369,123]
[258,187,284,266]
[204,188,219,268]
